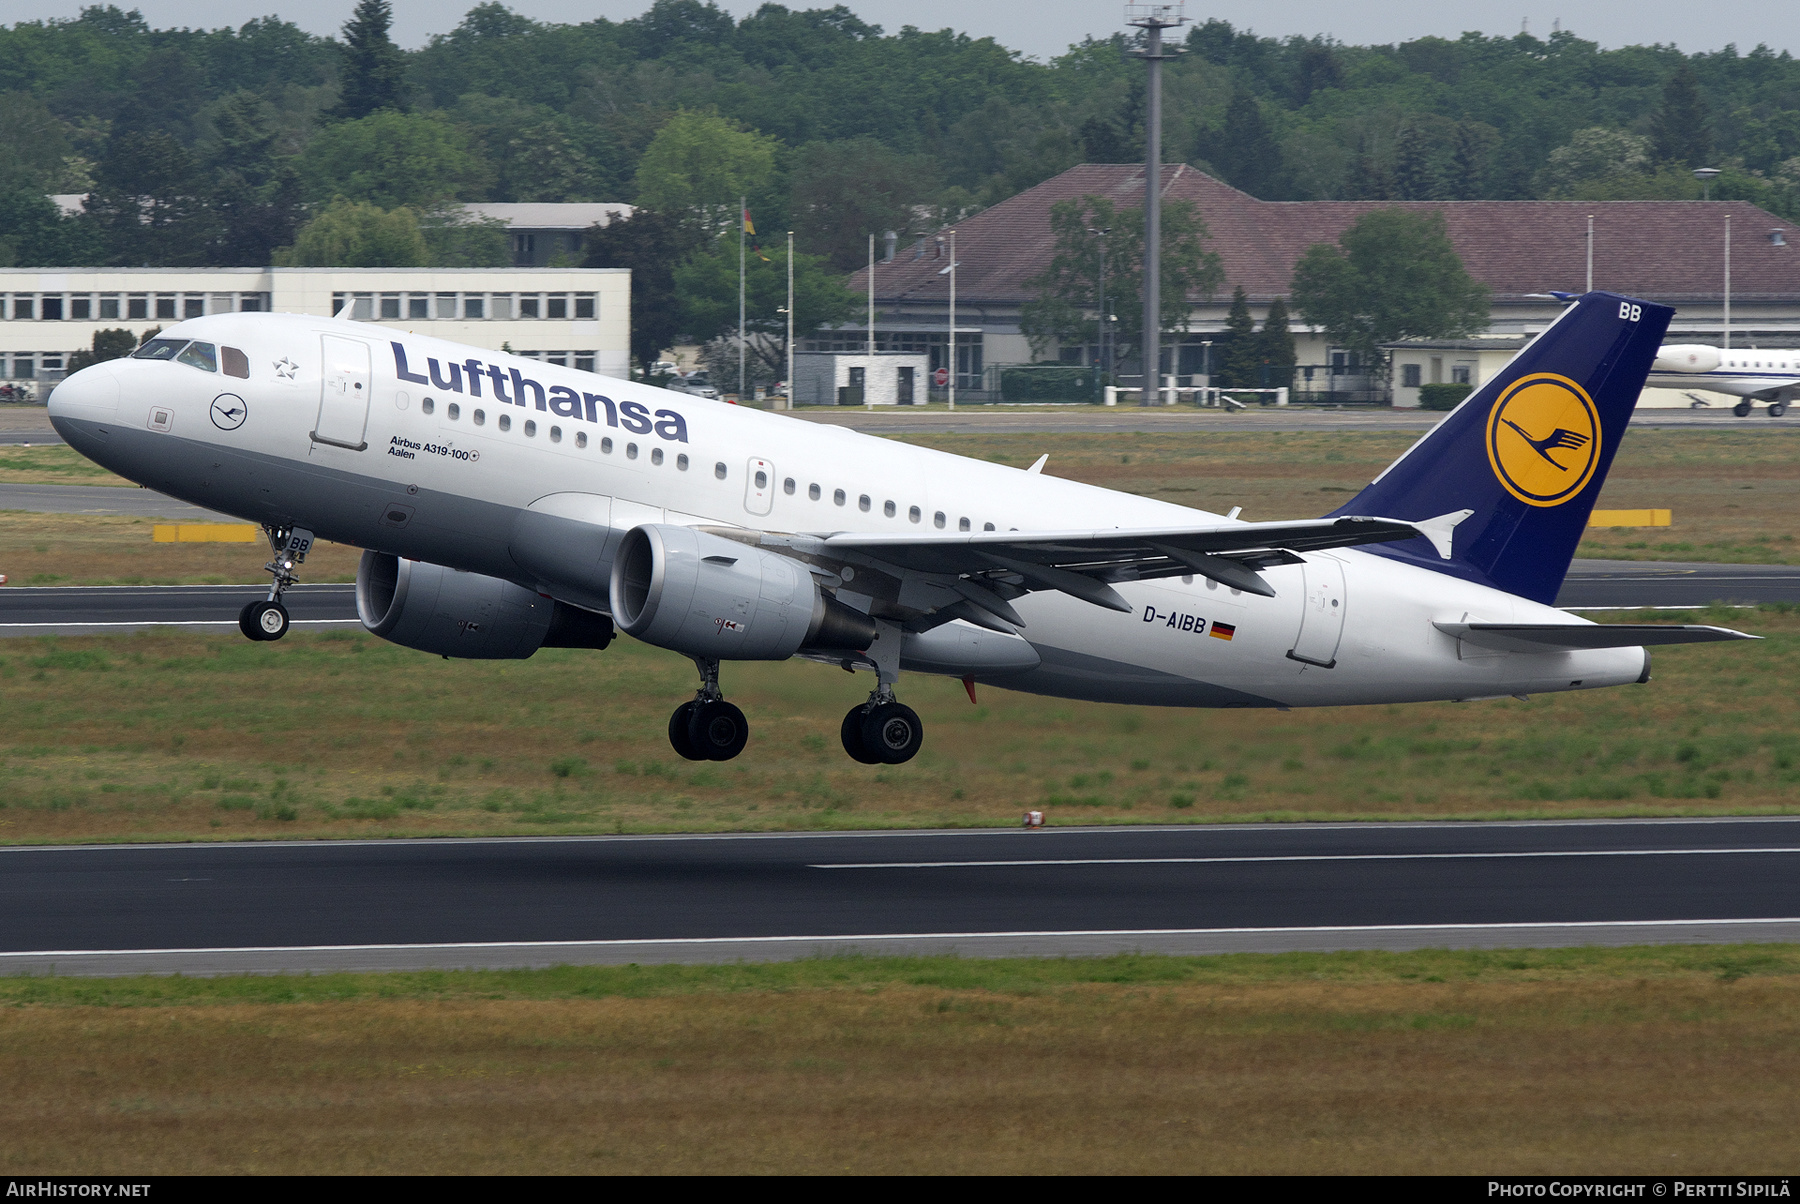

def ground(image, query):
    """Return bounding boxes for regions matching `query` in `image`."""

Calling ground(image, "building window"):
[1402,364,1421,388]
[128,295,148,320]
[409,296,429,319]
[575,354,595,372]
[519,295,540,318]
[464,296,485,320]
[1452,365,1472,385]
[71,298,90,320]
[491,294,513,319]
[42,297,63,320]
[436,293,456,319]
[575,295,596,319]
[547,296,567,319]
[380,294,400,319]
[100,298,120,320]
[12,296,33,320]
[155,295,176,319]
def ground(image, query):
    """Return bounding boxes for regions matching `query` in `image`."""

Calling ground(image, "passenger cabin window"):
[447,402,460,420]
[422,398,435,414]
[677,454,688,470]
[883,500,896,518]
[834,489,846,506]
[808,483,821,500]
[221,346,250,378]
[498,414,511,431]
[525,420,538,437]
[473,409,486,426]
[715,462,727,479]
[958,517,970,531]
[576,432,588,448]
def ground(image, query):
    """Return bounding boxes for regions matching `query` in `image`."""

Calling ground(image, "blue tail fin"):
[1330,291,1672,605]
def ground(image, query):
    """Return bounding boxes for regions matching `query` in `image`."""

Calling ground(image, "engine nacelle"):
[609,523,874,660]
[356,551,613,659]
[1653,344,1722,373]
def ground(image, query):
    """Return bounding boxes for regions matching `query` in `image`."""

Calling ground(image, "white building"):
[0,267,631,394]
[792,351,930,407]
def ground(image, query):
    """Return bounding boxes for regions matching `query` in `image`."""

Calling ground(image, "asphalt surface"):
[0,583,360,637]
[0,560,1790,638]
[0,482,231,520]
[788,406,1800,434]
[4,819,1798,974]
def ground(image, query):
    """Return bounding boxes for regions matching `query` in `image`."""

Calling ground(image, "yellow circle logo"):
[1485,374,1601,507]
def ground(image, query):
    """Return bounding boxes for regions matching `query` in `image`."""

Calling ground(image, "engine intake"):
[609,523,873,660]
[357,551,612,659]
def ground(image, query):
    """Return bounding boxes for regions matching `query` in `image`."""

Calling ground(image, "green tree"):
[296,111,492,209]
[65,328,140,374]
[272,199,428,266]
[1020,194,1225,368]
[204,91,305,266]
[583,208,705,372]
[674,237,860,383]
[418,204,510,266]
[1537,128,1652,197]
[83,129,215,266]
[1651,65,1713,168]
[1197,89,1284,198]
[1257,295,1296,384]
[632,109,778,232]
[333,0,406,121]
[790,138,936,272]
[1291,208,1489,379]
[0,190,97,267]
[1215,286,1259,387]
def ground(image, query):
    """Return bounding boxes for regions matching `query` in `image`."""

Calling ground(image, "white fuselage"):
[48,312,1649,708]
[1649,344,1800,406]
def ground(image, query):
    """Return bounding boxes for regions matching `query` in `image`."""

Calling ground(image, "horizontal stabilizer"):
[1434,622,1758,654]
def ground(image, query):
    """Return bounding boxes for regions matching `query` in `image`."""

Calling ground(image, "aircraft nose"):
[48,360,122,418]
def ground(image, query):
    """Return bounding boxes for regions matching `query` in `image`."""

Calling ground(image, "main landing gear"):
[238,525,314,642]
[840,689,923,765]
[668,658,750,762]
[838,617,923,765]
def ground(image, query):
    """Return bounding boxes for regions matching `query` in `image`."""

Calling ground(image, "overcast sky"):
[7,1,1796,60]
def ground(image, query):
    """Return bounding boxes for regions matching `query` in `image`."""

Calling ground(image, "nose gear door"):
[1287,555,1346,668]
[313,335,371,451]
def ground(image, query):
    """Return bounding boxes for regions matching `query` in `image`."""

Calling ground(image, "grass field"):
[0,605,1792,843]
[1,428,1796,587]
[3,946,1797,1173]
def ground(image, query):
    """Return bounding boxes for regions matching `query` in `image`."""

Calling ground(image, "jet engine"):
[356,550,613,659]
[609,523,875,660]
[1652,345,1723,373]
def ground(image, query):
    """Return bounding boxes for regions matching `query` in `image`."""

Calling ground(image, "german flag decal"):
[1209,621,1236,641]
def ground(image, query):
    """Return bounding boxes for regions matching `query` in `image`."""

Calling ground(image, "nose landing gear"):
[238,525,313,642]
[668,658,750,761]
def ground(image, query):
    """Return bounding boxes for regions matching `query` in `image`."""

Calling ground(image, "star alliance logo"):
[273,357,297,380]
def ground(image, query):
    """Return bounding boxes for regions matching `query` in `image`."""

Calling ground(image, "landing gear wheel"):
[668,701,704,761]
[841,706,881,764]
[1770,402,1787,418]
[859,701,923,765]
[1735,401,1753,417]
[239,599,289,641]
[687,699,748,761]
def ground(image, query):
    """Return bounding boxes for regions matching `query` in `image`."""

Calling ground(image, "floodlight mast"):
[1128,3,1185,406]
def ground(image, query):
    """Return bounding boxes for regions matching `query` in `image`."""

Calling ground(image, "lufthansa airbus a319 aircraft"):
[48,290,1753,765]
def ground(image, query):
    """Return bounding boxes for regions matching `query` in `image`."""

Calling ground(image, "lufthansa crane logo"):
[1485,373,1601,507]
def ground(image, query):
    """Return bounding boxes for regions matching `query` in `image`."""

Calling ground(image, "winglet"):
[1413,509,1475,560]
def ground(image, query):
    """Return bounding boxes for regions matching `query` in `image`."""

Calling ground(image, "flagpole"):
[738,195,746,401]
[948,228,956,412]
[786,230,794,412]
[867,233,875,356]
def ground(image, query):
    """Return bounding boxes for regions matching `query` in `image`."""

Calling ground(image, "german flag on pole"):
[743,208,771,262]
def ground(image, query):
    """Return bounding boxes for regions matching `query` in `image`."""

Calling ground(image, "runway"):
[4,819,1798,974]
[787,406,1799,435]
[0,482,231,520]
[0,558,1791,637]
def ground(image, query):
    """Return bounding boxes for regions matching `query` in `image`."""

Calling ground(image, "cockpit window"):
[175,342,217,372]
[222,346,250,378]
[133,339,187,362]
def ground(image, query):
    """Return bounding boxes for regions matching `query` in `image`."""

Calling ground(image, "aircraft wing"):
[1434,622,1758,653]
[722,516,1425,630]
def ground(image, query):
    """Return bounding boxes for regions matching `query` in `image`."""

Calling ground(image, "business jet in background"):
[47,292,1753,766]
[1650,344,1800,416]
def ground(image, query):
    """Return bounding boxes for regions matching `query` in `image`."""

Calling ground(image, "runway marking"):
[0,620,362,629]
[812,846,1800,869]
[6,917,1800,961]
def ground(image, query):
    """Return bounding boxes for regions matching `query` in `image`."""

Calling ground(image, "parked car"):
[667,374,720,400]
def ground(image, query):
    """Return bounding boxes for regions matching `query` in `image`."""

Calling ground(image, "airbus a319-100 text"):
[47,291,1753,764]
